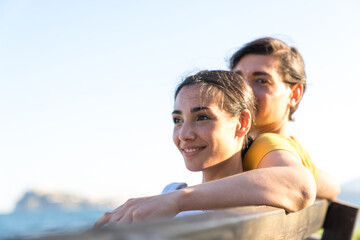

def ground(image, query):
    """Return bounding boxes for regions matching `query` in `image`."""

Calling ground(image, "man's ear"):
[289,83,304,107]
[236,109,252,138]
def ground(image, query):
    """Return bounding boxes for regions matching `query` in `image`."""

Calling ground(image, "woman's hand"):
[93,192,181,228]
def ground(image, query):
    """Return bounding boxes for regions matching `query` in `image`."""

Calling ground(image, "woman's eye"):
[173,117,182,124]
[197,115,209,121]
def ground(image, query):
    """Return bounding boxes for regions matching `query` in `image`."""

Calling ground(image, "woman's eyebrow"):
[172,110,182,115]
[172,106,209,115]
[191,106,209,113]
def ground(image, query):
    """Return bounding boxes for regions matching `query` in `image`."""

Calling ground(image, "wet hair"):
[229,37,306,120]
[174,70,256,149]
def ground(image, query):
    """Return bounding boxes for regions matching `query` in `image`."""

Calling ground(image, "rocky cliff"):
[14,189,118,212]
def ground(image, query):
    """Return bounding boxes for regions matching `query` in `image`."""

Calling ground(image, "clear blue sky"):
[1,0,360,213]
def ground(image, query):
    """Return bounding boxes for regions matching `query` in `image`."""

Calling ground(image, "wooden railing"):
[29,199,359,240]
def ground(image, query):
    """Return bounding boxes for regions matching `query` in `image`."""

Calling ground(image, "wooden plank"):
[111,199,328,240]
[321,200,359,240]
[29,200,329,240]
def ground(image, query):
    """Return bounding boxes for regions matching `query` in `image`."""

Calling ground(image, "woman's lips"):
[181,146,206,157]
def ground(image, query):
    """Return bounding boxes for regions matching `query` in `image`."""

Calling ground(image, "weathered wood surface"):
[322,200,359,240]
[28,200,331,240]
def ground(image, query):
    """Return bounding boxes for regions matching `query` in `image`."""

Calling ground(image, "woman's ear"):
[236,109,252,138]
[289,83,304,107]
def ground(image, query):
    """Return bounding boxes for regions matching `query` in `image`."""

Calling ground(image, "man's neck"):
[254,121,290,137]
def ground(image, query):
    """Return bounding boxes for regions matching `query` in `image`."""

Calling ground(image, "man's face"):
[233,54,292,130]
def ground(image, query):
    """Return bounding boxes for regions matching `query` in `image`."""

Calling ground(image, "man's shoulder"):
[252,133,292,147]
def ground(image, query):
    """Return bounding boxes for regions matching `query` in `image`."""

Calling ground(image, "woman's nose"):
[179,122,196,141]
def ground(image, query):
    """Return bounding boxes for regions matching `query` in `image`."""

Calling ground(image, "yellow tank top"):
[243,133,318,182]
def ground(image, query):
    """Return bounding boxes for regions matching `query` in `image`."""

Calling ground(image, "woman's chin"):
[185,164,203,172]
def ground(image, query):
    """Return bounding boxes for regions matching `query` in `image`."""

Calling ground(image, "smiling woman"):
[94,70,317,228]
[171,71,255,182]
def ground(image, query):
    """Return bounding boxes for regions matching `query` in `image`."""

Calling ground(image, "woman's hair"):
[229,37,306,121]
[175,70,256,149]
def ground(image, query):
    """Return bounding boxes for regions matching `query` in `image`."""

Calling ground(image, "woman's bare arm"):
[94,150,316,228]
[177,150,316,213]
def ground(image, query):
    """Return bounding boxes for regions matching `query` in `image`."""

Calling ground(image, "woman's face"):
[233,54,293,129]
[172,85,242,172]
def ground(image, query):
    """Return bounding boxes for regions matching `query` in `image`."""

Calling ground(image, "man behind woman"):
[230,37,339,199]
[94,37,339,227]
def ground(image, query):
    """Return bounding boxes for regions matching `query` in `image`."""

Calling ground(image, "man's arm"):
[316,168,340,200]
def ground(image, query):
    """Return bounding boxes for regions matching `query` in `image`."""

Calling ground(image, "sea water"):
[0,210,106,239]
[0,196,359,240]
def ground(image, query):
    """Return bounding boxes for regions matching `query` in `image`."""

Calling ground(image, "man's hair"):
[229,37,306,120]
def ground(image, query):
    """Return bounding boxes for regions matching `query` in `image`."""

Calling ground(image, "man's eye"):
[255,78,268,84]
[197,115,209,121]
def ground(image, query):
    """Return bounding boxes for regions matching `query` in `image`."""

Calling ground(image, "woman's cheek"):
[172,128,179,147]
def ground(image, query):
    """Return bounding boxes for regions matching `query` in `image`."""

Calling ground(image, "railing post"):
[321,201,359,240]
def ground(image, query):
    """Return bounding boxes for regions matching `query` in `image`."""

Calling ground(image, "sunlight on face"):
[172,85,243,175]
[233,54,292,129]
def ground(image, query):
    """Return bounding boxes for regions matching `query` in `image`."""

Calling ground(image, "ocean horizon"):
[0,210,106,239]
[0,195,359,240]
